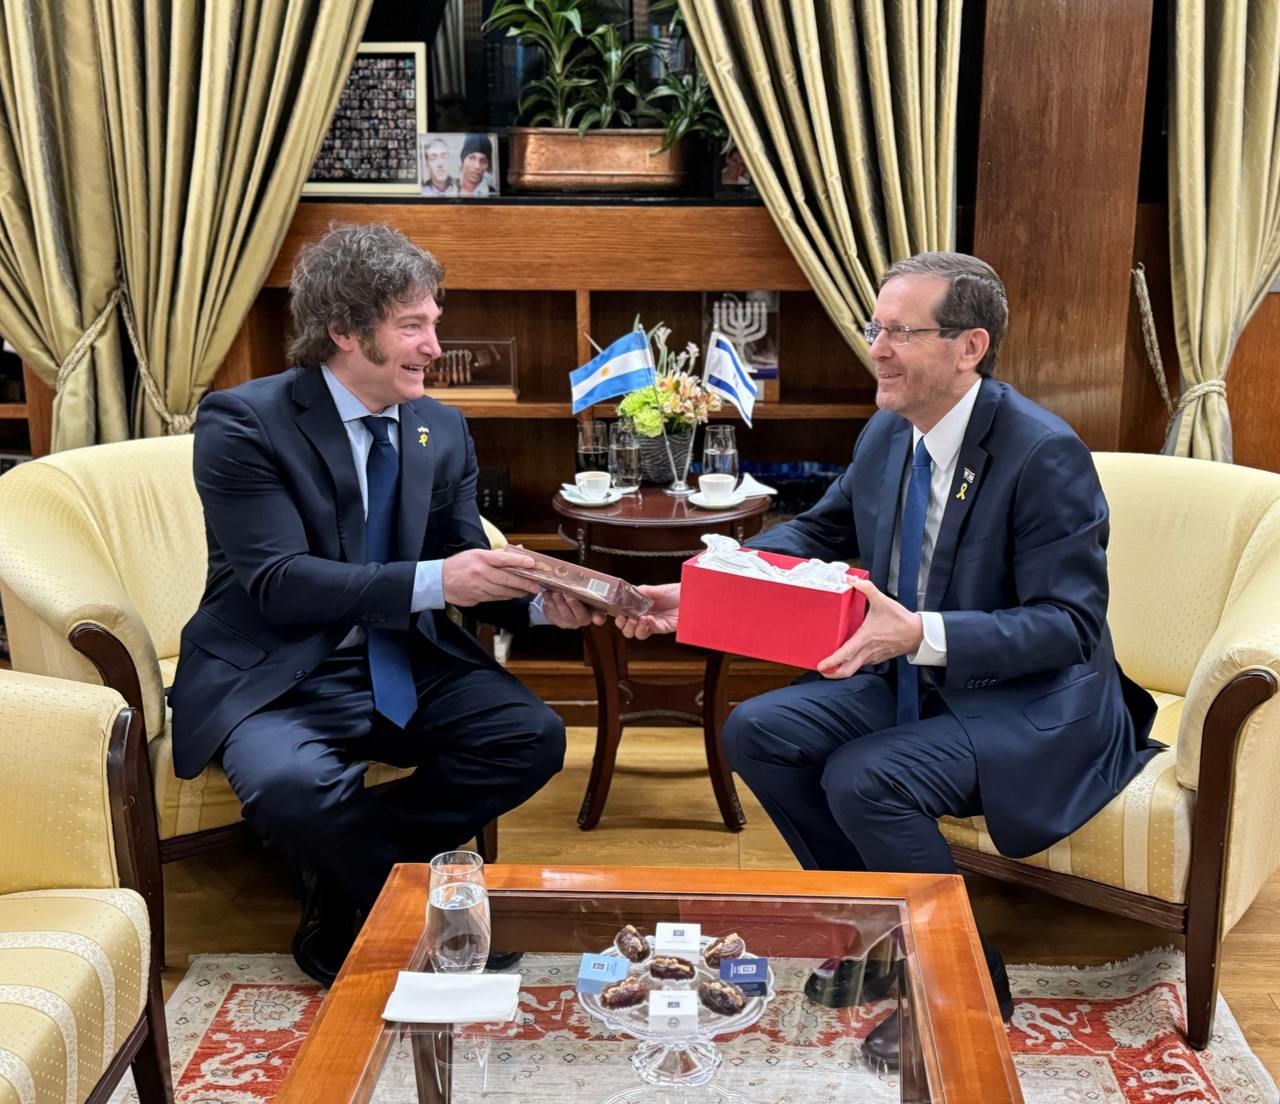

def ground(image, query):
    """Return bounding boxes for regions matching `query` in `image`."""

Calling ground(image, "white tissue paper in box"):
[694,534,854,592]
[381,971,521,1024]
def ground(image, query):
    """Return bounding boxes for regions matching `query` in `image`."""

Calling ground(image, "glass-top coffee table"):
[275,866,1021,1104]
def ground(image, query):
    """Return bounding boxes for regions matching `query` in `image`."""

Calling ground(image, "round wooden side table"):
[553,487,771,832]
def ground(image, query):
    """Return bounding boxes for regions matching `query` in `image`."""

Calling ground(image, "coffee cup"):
[699,473,737,503]
[574,470,611,502]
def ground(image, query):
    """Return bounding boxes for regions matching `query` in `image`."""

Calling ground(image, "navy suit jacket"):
[169,366,516,779]
[749,379,1159,858]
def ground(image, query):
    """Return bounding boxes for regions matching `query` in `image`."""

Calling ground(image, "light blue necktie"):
[895,438,932,725]
[361,416,417,728]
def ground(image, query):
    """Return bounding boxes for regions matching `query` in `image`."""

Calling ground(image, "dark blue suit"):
[169,367,563,909]
[726,379,1158,875]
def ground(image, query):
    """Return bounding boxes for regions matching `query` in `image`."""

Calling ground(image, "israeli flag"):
[703,331,758,426]
[570,330,656,414]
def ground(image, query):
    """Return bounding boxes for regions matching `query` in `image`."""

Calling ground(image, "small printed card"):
[577,953,631,994]
[647,990,699,1034]
[723,957,769,995]
[654,922,702,957]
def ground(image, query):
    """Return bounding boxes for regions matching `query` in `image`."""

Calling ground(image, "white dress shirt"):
[886,378,983,667]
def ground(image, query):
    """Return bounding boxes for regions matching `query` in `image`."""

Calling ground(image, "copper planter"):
[507,128,687,193]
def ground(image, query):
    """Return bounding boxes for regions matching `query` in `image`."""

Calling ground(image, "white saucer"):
[560,486,625,508]
[689,491,749,510]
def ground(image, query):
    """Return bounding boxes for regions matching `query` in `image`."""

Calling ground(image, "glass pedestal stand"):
[602,1086,754,1104]
[632,1037,722,1087]
[579,936,775,1104]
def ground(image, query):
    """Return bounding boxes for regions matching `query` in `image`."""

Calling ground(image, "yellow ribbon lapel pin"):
[955,467,976,501]
[418,425,430,447]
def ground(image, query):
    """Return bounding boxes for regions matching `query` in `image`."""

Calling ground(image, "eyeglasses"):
[863,321,960,346]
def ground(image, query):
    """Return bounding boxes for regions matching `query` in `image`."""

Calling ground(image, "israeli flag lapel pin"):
[418,425,430,447]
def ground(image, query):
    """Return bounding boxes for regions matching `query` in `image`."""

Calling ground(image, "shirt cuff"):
[909,611,948,666]
[411,559,446,612]
[528,593,549,627]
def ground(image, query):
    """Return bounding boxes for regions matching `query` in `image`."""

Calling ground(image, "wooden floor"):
[163,725,1280,1079]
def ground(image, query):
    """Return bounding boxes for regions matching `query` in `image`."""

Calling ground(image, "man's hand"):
[816,576,924,679]
[614,582,680,639]
[542,590,606,630]
[442,548,545,606]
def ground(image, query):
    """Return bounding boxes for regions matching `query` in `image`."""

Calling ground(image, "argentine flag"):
[703,331,758,426]
[570,330,655,414]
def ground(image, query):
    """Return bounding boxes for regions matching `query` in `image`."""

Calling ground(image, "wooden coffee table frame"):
[275,866,1022,1104]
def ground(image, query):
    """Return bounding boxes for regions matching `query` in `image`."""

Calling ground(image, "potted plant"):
[617,322,722,482]
[483,0,720,192]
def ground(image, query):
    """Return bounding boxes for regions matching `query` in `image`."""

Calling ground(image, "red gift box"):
[676,549,870,669]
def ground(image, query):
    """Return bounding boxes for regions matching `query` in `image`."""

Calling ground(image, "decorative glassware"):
[577,931,775,1090]
[609,421,641,494]
[576,419,609,473]
[424,850,491,974]
[701,425,739,482]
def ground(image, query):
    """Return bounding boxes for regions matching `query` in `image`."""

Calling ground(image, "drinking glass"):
[702,425,739,482]
[576,419,609,473]
[424,850,491,973]
[608,421,641,494]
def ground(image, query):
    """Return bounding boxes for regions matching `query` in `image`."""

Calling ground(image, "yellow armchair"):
[0,669,171,1103]
[0,435,503,969]
[939,452,1280,1049]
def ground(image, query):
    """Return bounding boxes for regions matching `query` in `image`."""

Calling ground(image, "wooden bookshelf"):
[216,201,872,718]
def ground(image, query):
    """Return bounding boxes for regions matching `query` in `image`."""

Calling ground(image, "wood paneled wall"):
[972,0,1153,450]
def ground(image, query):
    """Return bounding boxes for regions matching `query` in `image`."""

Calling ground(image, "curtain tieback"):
[54,288,122,393]
[54,285,195,435]
[1131,264,1227,429]
[1170,379,1227,418]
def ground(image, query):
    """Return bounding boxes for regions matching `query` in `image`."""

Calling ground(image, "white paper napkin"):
[736,473,777,497]
[381,971,521,1024]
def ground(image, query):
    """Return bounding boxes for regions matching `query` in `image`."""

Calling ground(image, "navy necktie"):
[361,416,416,728]
[895,438,932,725]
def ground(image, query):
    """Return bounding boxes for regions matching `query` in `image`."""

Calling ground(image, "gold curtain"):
[680,0,963,373]
[0,0,130,449]
[95,0,374,437]
[1167,0,1280,461]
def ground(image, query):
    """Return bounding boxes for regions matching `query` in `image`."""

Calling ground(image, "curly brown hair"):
[286,223,445,367]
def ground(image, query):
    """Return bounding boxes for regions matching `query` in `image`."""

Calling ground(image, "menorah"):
[711,295,769,368]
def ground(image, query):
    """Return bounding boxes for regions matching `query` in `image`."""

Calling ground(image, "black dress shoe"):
[291,869,356,988]
[862,1008,903,1073]
[805,954,900,1008]
[862,956,1015,1073]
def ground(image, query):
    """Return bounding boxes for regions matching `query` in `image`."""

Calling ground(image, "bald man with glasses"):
[616,251,1159,1068]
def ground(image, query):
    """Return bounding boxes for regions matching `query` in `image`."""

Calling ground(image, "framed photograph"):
[714,143,758,197]
[304,42,427,196]
[419,132,501,197]
[426,338,518,401]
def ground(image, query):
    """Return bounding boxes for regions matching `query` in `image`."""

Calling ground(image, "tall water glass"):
[576,419,609,473]
[702,425,740,481]
[609,421,641,494]
[425,850,491,973]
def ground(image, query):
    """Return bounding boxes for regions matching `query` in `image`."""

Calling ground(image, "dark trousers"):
[724,671,1005,975]
[724,670,981,874]
[220,647,565,913]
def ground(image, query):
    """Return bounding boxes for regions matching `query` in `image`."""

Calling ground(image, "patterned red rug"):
[109,948,1277,1103]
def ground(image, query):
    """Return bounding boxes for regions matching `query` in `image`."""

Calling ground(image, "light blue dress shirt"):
[321,366,546,641]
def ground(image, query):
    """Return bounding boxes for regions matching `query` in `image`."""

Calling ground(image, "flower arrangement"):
[617,322,722,438]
